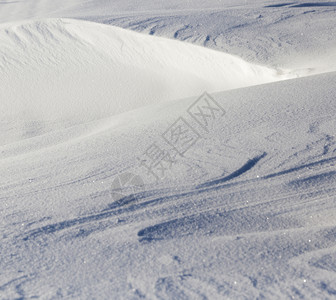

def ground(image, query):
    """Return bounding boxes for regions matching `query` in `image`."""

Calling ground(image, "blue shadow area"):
[265,2,295,7]
[266,2,336,7]
[292,2,336,7]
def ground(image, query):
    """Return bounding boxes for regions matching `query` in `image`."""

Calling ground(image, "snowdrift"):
[2,2,336,298]
[1,69,336,298]
[0,18,293,143]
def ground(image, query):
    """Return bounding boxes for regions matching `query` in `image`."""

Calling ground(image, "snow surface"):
[0,18,294,139]
[1,0,336,299]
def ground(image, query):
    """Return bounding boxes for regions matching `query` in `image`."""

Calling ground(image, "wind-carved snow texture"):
[89,1,336,74]
[1,0,336,299]
[2,69,336,298]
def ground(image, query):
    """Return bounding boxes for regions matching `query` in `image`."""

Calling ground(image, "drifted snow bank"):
[0,18,293,130]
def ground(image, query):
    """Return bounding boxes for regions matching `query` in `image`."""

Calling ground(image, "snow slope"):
[1,70,336,299]
[1,0,335,72]
[0,18,293,147]
[1,0,336,299]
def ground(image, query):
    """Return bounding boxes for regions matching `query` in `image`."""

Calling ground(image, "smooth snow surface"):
[1,0,336,299]
[0,18,292,138]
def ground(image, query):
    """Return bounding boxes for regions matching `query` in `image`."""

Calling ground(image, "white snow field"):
[1,0,336,299]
